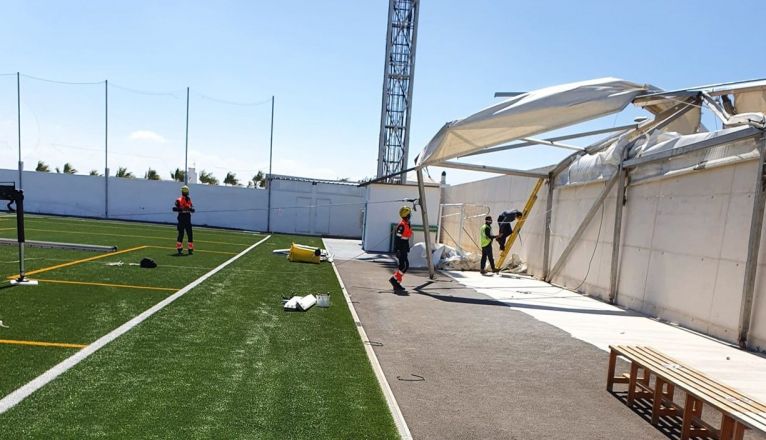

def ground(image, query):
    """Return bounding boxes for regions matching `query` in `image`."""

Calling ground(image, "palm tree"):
[116,167,134,178]
[224,172,239,186]
[63,163,77,174]
[89,170,101,176]
[170,168,185,182]
[199,170,218,185]
[252,171,266,188]
[145,168,161,180]
[35,161,50,172]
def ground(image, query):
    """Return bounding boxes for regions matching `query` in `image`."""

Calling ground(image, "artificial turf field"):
[0,215,397,439]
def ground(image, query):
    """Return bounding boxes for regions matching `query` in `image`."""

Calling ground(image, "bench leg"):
[607,348,617,392]
[651,377,665,425]
[733,421,746,440]
[721,415,735,440]
[627,362,639,406]
[681,394,703,440]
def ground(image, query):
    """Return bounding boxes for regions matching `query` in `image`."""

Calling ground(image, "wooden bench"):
[607,345,766,440]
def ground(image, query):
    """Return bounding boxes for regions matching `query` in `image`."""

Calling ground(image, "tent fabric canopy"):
[416,77,655,167]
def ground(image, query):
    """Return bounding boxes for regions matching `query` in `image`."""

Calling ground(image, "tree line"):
[34,161,268,188]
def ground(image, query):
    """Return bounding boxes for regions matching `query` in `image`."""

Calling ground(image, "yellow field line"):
[34,278,178,292]
[6,245,147,279]
[145,246,238,255]
[0,339,87,349]
[20,228,251,246]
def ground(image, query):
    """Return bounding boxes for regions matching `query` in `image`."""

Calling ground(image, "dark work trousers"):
[396,249,410,273]
[481,244,495,271]
[177,214,193,244]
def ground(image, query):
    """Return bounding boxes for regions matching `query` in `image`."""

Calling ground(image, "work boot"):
[188,249,193,255]
[389,277,398,289]
[480,270,487,275]
[177,249,183,256]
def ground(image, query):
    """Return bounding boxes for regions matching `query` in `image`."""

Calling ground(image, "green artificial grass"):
[0,216,397,439]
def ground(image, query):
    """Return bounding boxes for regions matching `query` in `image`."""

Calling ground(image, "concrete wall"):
[0,169,364,238]
[268,179,365,238]
[363,182,441,252]
[443,158,766,350]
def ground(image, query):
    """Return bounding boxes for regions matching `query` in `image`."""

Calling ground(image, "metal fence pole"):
[184,87,190,185]
[17,72,22,189]
[104,79,109,218]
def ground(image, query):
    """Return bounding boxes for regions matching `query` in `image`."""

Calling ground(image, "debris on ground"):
[283,294,317,311]
[273,243,334,264]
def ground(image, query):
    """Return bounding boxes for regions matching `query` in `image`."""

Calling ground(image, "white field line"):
[325,239,412,440]
[0,234,271,414]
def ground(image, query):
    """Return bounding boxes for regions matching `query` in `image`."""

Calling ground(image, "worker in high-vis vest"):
[172,185,195,255]
[389,205,412,291]
[480,215,498,274]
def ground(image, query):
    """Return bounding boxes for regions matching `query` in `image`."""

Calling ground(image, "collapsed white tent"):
[404,76,766,349]
[415,77,656,167]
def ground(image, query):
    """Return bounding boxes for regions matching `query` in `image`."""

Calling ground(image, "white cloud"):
[129,130,167,143]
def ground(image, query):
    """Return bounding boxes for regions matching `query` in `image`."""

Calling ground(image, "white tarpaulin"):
[416,78,653,167]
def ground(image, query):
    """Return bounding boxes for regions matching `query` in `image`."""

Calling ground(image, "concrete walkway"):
[325,239,671,439]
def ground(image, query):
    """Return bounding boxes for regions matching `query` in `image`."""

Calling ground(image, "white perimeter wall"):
[268,179,365,238]
[0,169,365,238]
[443,159,766,350]
[363,183,441,252]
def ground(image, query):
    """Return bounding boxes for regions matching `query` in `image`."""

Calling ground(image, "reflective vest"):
[176,196,193,213]
[481,224,492,248]
[394,219,412,251]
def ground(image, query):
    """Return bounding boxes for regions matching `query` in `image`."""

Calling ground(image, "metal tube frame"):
[417,168,435,279]
[542,173,554,279]
[545,172,619,283]
[608,146,629,303]
[738,134,766,349]
[439,161,547,179]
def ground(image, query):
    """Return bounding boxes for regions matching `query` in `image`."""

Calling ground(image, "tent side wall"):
[442,154,766,350]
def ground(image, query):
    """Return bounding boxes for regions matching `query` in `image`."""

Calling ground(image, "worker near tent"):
[497,209,521,251]
[480,215,498,274]
[172,185,195,255]
[389,205,412,291]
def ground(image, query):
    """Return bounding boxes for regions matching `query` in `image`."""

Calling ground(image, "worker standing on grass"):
[480,215,498,275]
[172,185,195,255]
[389,206,412,291]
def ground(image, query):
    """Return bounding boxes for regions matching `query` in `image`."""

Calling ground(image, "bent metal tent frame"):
[405,77,766,349]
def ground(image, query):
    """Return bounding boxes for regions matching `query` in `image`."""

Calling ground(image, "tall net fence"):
[438,203,490,256]
[0,73,273,186]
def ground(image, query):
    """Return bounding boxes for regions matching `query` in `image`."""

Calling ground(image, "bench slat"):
[610,345,766,433]
[619,345,766,429]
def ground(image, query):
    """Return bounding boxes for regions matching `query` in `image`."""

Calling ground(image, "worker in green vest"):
[480,215,498,274]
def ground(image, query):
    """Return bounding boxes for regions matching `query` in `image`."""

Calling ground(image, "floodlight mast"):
[376,0,420,184]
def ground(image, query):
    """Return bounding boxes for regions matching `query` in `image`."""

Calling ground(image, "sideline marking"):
[0,339,87,349]
[22,228,252,246]
[5,246,148,279]
[324,239,412,440]
[34,279,178,292]
[0,235,270,414]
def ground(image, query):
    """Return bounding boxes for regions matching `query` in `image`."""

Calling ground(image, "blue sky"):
[1,0,765,184]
